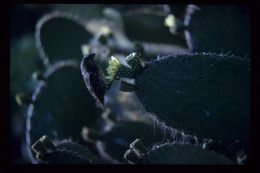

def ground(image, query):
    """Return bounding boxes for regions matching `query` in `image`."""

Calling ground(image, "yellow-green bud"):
[105,56,120,82]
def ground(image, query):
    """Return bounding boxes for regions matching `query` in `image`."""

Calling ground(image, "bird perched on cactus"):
[80,53,111,109]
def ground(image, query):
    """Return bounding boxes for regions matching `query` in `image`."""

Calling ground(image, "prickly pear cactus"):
[122,8,187,46]
[31,135,102,164]
[124,141,236,164]
[11,5,250,164]
[26,60,99,161]
[36,12,93,64]
[114,53,250,141]
[184,5,250,58]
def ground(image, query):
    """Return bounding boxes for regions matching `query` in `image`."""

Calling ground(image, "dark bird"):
[80,53,108,110]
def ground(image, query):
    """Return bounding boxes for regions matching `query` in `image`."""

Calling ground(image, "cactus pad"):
[36,12,92,64]
[134,53,250,141]
[184,5,250,57]
[140,143,236,164]
[26,60,99,158]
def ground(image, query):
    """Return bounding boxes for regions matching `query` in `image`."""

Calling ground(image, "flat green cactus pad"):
[36,12,92,63]
[26,61,99,159]
[135,53,250,141]
[32,137,100,164]
[141,143,236,164]
[122,11,187,46]
[184,5,250,58]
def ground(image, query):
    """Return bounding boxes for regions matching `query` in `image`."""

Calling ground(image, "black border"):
[5,0,258,172]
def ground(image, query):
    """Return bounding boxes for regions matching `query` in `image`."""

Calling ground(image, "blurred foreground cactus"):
[11,4,250,164]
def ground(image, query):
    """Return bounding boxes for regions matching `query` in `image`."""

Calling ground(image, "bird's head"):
[81,53,96,72]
